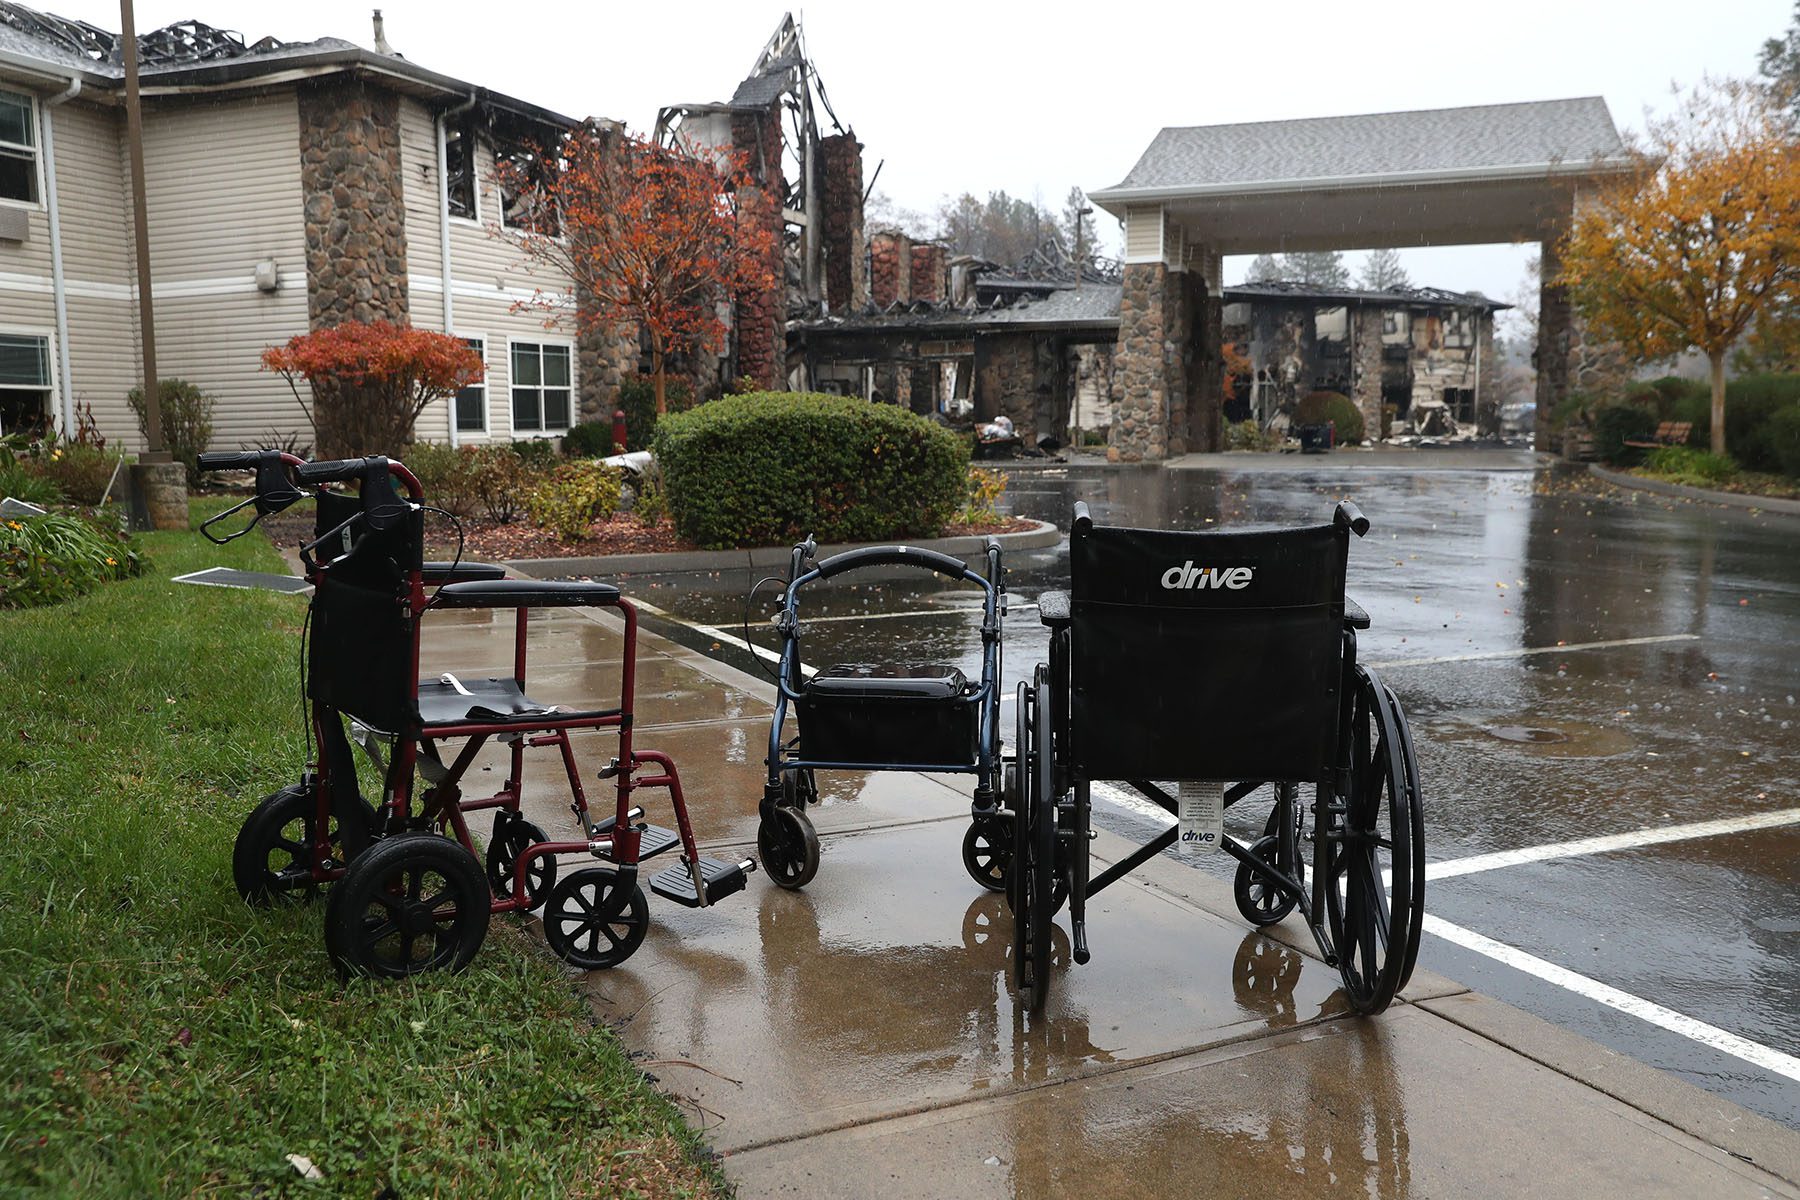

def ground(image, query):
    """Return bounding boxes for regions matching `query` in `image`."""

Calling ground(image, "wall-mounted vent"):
[0,207,29,243]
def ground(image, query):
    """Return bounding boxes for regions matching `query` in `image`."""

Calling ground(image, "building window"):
[497,145,561,237]
[443,115,477,221]
[0,90,39,205]
[510,340,571,434]
[454,337,486,433]
[1444,310,1474,348]
[0,332,51,436]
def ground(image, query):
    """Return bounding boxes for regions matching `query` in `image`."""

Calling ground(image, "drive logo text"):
[1159,561,1254,591]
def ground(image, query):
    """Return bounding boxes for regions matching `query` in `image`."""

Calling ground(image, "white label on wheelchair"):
[1178,781,1225,851]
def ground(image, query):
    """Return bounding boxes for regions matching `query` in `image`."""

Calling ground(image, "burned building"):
[1223,282,1508,438]
[793,271,1507,446]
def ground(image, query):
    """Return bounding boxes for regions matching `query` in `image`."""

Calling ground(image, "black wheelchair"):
[755,536,1006,890]
[1010,501,1424,1015]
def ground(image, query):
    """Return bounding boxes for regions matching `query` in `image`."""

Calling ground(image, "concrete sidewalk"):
[432,597,1800,1199]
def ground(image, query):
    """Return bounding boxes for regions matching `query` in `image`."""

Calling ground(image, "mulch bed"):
[257,508,1038,564]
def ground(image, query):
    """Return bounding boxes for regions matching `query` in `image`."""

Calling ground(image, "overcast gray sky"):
[56,0,1794,328]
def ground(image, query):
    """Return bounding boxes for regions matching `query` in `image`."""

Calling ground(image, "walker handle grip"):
[1334,501,1370,537]
[197,452,262,471]
[812,545,972,581]
[294,458,370,486]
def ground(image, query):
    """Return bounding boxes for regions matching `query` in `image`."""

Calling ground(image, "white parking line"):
[1423,912,1800,1084]
[630,597,816,678]
[1426,809,1800,881]
[1367,632,1699,669]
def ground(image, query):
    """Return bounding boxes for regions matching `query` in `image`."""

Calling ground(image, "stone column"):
[298,78,410,328]
[1352,305,1384,439]
[869,231,912,309]
[1475,308,1500,437]
[1110,262,1174,462]
[731,107,786,391]
[1189,255,1223,454]
[1535,235,1572,451]
[818,132,867,312]
[909,244,945,303]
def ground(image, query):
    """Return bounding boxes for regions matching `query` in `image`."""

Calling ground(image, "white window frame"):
[452,334,487,435]
[0,324,57,436]
[0,88,44,210]
[505,336,576,438]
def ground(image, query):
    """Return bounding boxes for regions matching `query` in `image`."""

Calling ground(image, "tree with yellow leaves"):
[1558,79,1800,455]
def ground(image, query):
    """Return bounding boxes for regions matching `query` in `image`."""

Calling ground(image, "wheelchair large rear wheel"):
[1013,673,1057,1013]
[1323,666,1424,1014]
[324,832,490,978]
[233,784,375,907]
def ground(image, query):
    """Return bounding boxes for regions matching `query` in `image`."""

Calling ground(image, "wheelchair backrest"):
[1067,510,1351,785]
[307,487,425,734]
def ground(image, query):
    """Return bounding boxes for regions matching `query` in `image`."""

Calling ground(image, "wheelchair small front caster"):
[485,810,556,912]
[961,818,1010,893]
[1233,835,1302,927]
[758,805,820,890]
[543,867,650,969]
[323,833,490,978]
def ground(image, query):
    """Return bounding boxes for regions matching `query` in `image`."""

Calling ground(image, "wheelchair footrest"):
[635,824,682,861]
[648,857,755,908]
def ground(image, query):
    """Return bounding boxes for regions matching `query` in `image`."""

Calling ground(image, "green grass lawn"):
[0,501,726,1198]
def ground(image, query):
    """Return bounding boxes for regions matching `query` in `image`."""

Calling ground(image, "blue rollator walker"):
[755,536,1008,891]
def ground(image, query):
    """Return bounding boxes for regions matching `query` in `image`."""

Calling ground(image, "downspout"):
[41,75,79,436]
[437,91,477,444]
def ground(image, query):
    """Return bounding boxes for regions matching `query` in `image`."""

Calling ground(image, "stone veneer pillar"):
[1352,306,1385,439]
[298,78,409,327]
[869,231,913,309]
[732,107,786,391]
[1536,235,1571,452]
[1110,262,1175,461]
[819,132,867,312]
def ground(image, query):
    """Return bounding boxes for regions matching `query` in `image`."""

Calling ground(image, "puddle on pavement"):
[1433,716,1634,758]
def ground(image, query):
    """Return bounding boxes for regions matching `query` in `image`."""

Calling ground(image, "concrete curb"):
[1591,463,1800,517]
[504,517,1062,577]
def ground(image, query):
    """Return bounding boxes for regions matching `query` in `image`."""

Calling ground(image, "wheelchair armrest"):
[1037,589,1071,627]
[1344,596,1371,630]
[422,561,508,585]
[432,579,622,609]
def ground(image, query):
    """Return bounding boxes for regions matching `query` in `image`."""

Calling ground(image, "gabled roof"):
[1226,281,1511,312]
[1093,97,1632,203]
[0,1,576,129]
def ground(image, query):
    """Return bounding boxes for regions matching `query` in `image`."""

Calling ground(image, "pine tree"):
[1280,251,1350,288]
[1358,248,1411,291]
[1244,253,1282,282]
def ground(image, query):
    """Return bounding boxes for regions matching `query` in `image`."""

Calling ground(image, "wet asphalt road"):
[611,456,1800,1127]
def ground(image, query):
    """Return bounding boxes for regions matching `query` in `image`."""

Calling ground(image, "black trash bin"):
[1297,422,1334,454]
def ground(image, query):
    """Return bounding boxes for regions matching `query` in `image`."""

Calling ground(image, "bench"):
[1624,421,1692,450]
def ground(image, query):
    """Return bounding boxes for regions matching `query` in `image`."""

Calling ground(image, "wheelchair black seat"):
[416,673,619,727]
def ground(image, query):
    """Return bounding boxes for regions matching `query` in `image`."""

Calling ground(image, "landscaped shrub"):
[468,445,535,523]
[562,421,615,458]
[0,511,142,607]
[126,378,214,486]
[1593,403,1658,464]
[654,392,969,549]
[1672,373,1800,471]
[0,448,62,505]
[261,321,483,460]
[1644,445,1737,484]
[1295,391,1364,444]
[524,461,623,540]
[405,442,479,517]
[1225,419,1277,451]
[32,443,122,505]
[509,437,561,469]
[619,375,694,452]
[1767,405,1800,477]
[958,465,1007,524]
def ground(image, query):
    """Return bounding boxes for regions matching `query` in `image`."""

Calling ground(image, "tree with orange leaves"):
[500,125,779,415]
[1558,79,1800,456]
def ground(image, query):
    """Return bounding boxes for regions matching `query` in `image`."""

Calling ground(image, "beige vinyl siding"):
[415,124,580,444]
[1123,205,1163,263]
[397,98,444,332]
[138,91,309,452]
[52,100,138,440]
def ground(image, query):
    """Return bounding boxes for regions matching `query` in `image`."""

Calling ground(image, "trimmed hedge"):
[1671,373,1800,473]
[654,392,969,549]
[1594,403,1657,465]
